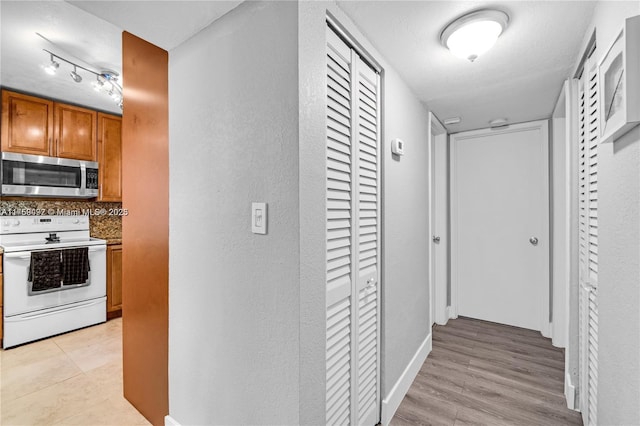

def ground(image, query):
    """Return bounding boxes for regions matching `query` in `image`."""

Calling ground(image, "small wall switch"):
[252,202,267,234]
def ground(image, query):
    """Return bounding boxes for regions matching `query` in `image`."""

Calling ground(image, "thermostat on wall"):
[391,138,405,156]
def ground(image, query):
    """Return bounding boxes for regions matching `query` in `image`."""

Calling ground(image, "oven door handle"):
[4,298,105,321]
[3,253,32,259]
[4,245,106,258]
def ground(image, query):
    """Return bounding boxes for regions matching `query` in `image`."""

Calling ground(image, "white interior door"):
[429,127,437,326]
[325,25,380,426]
[428,114,448,325]
[451,120,550,331]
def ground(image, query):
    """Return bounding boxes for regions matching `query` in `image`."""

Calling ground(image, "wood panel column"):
[121,31,169,426]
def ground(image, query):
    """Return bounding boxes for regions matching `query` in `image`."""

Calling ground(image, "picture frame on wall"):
[598,15,640,143]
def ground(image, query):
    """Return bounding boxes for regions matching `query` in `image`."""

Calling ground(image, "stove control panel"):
[0,215,89,235]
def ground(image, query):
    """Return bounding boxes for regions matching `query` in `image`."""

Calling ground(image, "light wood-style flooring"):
[392,316,583,426]
[0,318,150,425]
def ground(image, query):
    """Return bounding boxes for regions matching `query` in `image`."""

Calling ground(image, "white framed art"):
[598,15,640,143]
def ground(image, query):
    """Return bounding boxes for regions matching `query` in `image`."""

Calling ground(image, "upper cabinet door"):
[54,102,97,161]
[97,113,122,202]
[1,90,54,156]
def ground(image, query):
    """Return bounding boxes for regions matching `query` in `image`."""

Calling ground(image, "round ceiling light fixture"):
[440,9,509,62]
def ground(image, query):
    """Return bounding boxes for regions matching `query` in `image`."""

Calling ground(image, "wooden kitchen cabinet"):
[1,89,97,161]
[54,102,97,161]
[107,244,123,318]
[97,113,122,202]
[1,90,54,156]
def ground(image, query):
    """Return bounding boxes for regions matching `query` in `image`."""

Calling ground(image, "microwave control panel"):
[86,168,99,189]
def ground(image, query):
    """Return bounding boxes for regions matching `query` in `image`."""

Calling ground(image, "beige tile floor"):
[0,318,150,426]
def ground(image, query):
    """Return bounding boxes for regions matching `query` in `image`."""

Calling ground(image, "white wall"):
[299,2,432,423]
[575,2,640,423]
[382,64,431,391]
[170,1,432,423]
[168,2,300,424]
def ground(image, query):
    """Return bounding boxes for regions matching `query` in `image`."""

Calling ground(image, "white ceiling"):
[1,1,598,131]
[0,1,241,114]
[337,1,597,132]
[68,1,243,51]
[0,1,124,113]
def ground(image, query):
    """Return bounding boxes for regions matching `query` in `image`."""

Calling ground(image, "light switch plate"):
[251,202,267,235]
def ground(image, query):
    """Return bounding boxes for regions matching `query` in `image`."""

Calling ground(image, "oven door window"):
[2,160,81,188]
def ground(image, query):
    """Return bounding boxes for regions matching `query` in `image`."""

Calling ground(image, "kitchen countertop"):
[106,239,122,245]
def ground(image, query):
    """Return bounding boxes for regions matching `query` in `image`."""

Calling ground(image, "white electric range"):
[0,215,106,348]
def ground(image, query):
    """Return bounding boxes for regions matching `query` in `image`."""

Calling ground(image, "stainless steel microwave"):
[1,152,98,198]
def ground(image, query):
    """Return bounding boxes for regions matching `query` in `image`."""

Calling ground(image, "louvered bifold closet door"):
[577,71,589,420]
[578,62,599,426]
[326,27,354,426]
[586,65,599,426]
[353,56,380,426]
[325,25,380,426]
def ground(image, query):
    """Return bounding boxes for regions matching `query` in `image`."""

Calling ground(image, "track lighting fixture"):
[70,65,82,83]
[43,54,59,75]
[41,49,123,109]
[92,75,105,92]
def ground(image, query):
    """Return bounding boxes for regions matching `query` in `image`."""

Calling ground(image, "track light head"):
[44,54,59,75]
[70,66,82,83]
[92,76,105,92]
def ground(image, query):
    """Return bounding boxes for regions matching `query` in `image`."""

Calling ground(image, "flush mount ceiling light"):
[41,49,123,110]
[440,9,509,62]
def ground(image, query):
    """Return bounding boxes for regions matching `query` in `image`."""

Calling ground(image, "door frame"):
[450,120,551,332]
[427,113,448,326]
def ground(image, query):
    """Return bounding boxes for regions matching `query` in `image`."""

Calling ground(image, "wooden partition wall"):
[121,31,169,426]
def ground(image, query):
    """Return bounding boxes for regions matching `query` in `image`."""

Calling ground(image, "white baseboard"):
[380,332,432,426]
[565,373,576,410]
[448,305,458,320]
[551,321,567,349]
[165,415,181,426]
[541,321,552,339]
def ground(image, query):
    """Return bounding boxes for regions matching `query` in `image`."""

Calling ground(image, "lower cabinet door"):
[107,245,123,314]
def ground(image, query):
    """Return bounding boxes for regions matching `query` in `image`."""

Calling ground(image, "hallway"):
[392,317,583,425]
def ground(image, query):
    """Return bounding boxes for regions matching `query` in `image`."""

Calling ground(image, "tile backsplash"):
[0,200,122,240]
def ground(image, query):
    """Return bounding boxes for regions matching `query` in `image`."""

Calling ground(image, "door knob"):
[529,237,539,246]
[433,236,441,243]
